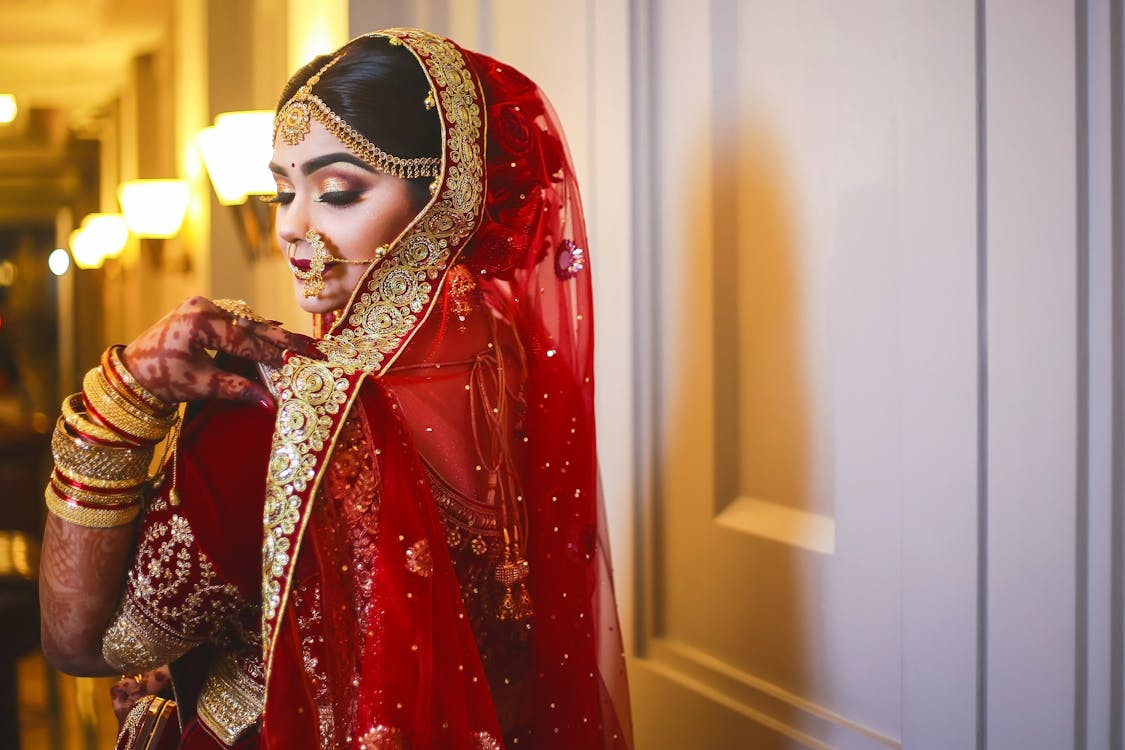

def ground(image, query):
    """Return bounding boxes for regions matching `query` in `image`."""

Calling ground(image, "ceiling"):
[0,0,172,229]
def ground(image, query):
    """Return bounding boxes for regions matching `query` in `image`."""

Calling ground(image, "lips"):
[289,258,339,272]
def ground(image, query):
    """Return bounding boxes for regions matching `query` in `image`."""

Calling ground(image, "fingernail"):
[259,398,274,410]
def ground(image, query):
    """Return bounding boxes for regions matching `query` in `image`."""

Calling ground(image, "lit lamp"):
[0,95,16,125]
[197,111,276,259]
[69,213,128,270]
[117,179,190,238]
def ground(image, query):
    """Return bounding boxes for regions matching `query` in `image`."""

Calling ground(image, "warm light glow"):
[117,179,190,238]
[48,248,70,275]
[69,228,101,269]
[197,111,275,205]
[288,1,347,73]
[0,95,16,125]
[70,213,128,269]
[0,261,14,287]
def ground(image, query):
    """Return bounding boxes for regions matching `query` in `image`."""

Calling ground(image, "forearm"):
[39,514,134,676]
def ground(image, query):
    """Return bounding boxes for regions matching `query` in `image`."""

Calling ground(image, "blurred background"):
[1,1,1122,749]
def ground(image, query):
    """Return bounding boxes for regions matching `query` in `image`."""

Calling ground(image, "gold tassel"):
[495,557,532,621]
[514,581,535,620]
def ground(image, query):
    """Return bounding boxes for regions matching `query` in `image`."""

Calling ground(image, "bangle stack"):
[48,347,179,528]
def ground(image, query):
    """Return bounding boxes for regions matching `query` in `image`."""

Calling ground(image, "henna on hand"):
[39,514,133,676]
[121,297,322,406]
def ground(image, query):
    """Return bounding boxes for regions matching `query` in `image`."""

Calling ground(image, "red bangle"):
[46,482,141,511]
[51,468,146,496]
[81,393,149,446]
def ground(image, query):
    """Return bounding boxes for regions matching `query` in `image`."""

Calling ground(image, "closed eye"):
[260,192,294,205]
[316,190,363,206]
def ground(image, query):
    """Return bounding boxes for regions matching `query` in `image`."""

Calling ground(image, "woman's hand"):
[121,296,321,407]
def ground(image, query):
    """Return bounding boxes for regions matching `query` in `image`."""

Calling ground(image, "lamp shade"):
[0,95,15,125]
[70,213,128,269]
[117,179,190,238]
[197,111,275,205]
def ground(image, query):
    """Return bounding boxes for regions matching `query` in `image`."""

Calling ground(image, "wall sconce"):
[197,111,276,260]
[0,95,16,125]
[69,213,129,270]
[117,179,190,238]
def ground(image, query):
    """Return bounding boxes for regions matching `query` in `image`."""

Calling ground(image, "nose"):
[276,197,309,252]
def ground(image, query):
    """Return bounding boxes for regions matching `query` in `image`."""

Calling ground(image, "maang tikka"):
[274,54,441,180]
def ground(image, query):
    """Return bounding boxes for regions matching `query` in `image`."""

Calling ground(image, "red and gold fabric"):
[103,27,631,750]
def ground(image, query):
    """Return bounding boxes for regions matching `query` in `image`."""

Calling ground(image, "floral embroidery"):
[103,507,242,674]
[555,239,585,280]
[358,724,406,750]
[405,539,433,577]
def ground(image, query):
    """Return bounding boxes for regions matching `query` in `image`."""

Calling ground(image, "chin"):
[293,281,347,314]
[295,296,347,315]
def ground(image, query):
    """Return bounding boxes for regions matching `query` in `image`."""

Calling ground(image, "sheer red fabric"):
[260,30,631,750]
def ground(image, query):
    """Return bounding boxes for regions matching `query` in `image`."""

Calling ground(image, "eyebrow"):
[269,152,376,176]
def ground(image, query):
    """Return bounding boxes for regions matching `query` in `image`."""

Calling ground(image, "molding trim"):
[716,497,836,555]
[1110,0,1125,744]
[1075,3,1091,749]
[644,639,901,750]
[973,1,990,747]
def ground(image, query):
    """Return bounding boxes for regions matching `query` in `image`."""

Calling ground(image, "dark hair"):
[278,35,442,208]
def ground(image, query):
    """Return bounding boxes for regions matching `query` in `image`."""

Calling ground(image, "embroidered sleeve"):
[102,492,244,674]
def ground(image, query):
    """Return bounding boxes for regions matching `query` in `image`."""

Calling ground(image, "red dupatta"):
[259,29,631,750]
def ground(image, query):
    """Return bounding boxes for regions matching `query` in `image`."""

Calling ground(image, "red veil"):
[258,30,631,749]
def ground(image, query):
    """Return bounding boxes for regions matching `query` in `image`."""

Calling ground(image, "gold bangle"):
[103,346,175,416]
[85,366,177,429]
[83,368,176,444]
[61,394,136,446]
[49,473,144,507]
[44,485,141,528]
[52,419,154,482]
[54,463,147,492]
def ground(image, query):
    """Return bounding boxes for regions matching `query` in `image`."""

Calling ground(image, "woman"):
[39,29,632,750]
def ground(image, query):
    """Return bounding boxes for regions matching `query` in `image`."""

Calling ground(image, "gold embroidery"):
[317,29,485,372]
[102,600,198,674]
[262,28,487,685]
[196,653,265,746]
[472,731,502,750]
[425,464,500,534]
[358,725,406,750]
[405,539,433,577]
[103,510,242,673]
[261,359,352,630]
[116,694,155,747]
[115,695,177,748]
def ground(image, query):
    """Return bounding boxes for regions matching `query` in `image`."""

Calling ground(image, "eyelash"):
[261,190,362,207]
[316,190,363,206]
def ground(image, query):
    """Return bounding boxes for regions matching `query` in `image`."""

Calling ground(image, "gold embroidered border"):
[196,653,265,746]
[261,28,487,691]
[102,600,200,674]
[318,28,486,373]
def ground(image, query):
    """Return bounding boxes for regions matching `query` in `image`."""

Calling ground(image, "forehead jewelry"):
[288,229,391,298]
[274,54,442,180]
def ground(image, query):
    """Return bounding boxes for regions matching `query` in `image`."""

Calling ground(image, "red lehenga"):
[103,28,632,750]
